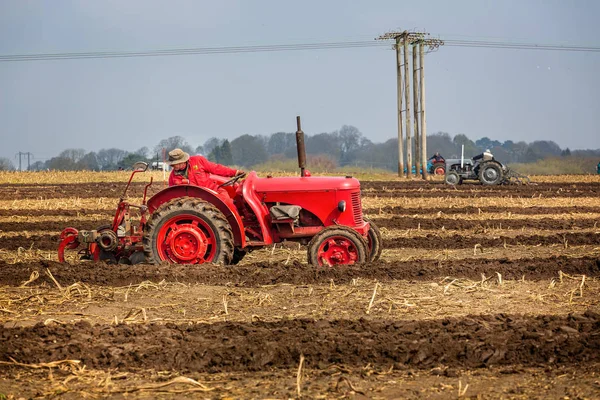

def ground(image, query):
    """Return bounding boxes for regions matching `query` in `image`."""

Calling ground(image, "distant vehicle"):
[150,161,169,171]
[403,160,445,175]
[444,152,530,185]
[429,160,446,175]
[428,153,446,175]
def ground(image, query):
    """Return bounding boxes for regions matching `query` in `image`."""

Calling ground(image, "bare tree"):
[154,136,193,155]
[97,148,128,170]
[338,125,363,162]
[268,132,295,155]
[203,137,223,156]
[134,146,149,158]
[231,134,268,167]
[78,152,100,170]
[0,157,15,171]
[59,148,86,163]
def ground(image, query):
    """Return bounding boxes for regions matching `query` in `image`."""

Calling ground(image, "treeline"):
[2,127,599,172]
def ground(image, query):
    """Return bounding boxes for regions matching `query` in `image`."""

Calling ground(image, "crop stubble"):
[1,175,600,399]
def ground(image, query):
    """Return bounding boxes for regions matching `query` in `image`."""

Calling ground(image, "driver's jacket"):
[429,156,445,163]
[168,155,237,192]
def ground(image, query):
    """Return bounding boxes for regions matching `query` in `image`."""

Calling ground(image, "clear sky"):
[1,0,599,166]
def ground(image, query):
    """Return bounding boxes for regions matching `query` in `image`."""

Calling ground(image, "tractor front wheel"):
[478,162,504,185]
[364,218,383,262]
[143,197,234,264]
[445,171,462,185]
[307,226,368,267]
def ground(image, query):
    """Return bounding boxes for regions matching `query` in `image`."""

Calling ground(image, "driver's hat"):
[167,148,190,165]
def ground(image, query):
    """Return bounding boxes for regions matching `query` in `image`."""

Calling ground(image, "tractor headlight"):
[337,200,346,212]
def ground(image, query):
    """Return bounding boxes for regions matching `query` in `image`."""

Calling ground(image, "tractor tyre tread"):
[478,162,504,186]
[364,217,383,262]
[143,196,234,265]
[445,171,461,185]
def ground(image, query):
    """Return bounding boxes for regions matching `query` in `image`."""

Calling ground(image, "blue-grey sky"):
[1,0,599,166]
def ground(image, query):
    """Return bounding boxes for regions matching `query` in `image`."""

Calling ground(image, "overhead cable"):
[1,38,599,62]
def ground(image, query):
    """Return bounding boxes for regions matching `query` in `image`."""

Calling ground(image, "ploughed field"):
[1,172,600,399]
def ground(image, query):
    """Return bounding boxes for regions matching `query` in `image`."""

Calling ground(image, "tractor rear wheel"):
[478,162,503,185]
[143,197,234,264]
[445,171,461,185]
[364,217,382,262]
[307,226,368,267]
[432,162,446,175]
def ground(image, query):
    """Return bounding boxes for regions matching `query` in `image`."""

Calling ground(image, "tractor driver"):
[167,148,245,198]
[473,149,494,162]
[428,152,445,163]
[472,149,494,173]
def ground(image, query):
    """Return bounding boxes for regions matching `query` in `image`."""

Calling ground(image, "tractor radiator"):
[351,192,364,225]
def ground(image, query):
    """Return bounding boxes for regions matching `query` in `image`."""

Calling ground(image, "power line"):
[1,38,599,62]
[0,41,389,62]
[444,39,600,52]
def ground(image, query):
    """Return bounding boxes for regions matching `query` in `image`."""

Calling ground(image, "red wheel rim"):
[434,167,445,175]
[156,215,215,263]
[317,236,359,266]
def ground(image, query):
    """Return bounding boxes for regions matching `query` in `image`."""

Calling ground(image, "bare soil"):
[0,257,599,287]
[2,231,599,251]
[2,215,600,232]
[4,312,599,372]
[364,205,600,215]
[1,180,600,201]
[1,178,600,399]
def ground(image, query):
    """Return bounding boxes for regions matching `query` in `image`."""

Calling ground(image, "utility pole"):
[403,38,412,177]
[25,152,32,170]
[15,152,34,171]
[15,152,33,171]
[413,42,421,178]
[376,31,443,179]
[419,43,428,179]
[395,36,405,177]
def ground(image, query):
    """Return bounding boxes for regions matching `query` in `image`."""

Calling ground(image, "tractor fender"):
[146,185,246,248]
[480,160,507,173]
[481,159,505,168]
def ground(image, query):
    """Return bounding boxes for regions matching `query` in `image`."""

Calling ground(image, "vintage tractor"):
[444,156,530,186]
[429,160,446,175]
[58,118,382,267]
[403,160,446,176]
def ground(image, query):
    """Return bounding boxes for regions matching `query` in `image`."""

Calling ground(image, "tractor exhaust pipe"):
[296,116,307,177]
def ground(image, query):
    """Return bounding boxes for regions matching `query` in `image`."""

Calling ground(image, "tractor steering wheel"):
[218,172,247,188]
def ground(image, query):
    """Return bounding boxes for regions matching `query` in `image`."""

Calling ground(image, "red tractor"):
[58,118,382,267]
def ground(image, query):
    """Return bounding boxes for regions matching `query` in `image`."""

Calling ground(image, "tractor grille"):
[351,192,364,225]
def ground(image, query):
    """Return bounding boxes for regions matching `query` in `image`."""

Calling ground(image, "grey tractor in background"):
[444,150,530,186]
